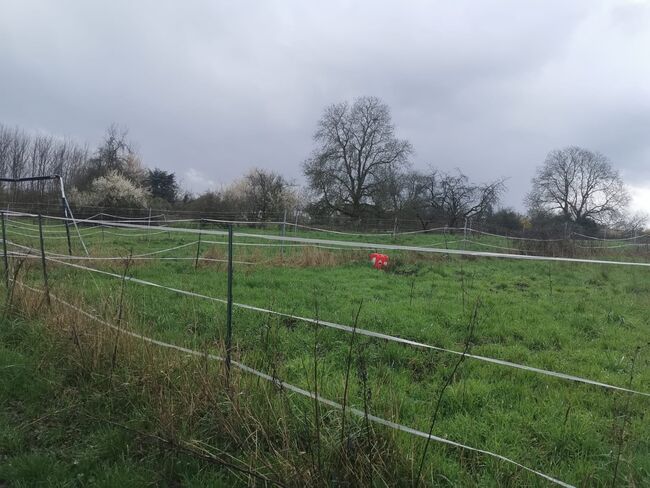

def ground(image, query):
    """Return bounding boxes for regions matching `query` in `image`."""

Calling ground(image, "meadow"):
[1,215,649,486]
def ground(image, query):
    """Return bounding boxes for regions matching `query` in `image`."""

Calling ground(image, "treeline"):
[0,124,175,211]
[0,123,299,223]
[0,125,87,192]
[0,95,646,235]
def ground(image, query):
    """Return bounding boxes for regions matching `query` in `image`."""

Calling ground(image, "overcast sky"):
[1,0,649,212]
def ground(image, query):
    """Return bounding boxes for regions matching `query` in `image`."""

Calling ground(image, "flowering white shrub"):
[70,170,150,208]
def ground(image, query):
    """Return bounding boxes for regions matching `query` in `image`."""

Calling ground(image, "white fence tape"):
[48,217,650,267]
[13,281,575,487]
[34,255,650,398]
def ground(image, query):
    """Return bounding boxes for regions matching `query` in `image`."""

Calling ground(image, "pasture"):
[1,213,649,487]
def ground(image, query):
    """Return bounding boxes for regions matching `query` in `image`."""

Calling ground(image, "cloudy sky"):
[1,0,649,212]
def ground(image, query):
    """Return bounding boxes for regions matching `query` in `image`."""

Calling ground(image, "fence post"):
[294,211,299,236]
[147,207,152,243]
[37,214,51,306]
[225,224,233,382]
[194,219,203,270]
[1,212,8,288]
[63,209,73,256]
[281,209,287,259]
[463,218,468,250]
[163,213,171,238]
[392,216,398,239]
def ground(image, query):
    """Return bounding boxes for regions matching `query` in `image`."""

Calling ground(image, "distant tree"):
[0,127,11,185]
[180,191,224,214]
[374,168,425,218]
[8,127,29,180]
[489,208,524,231]
[77,124,144,189]
[419,170,505,228]
[612,212,648,234]
[526,146,629,225]
[178,170,296,220]
[0,124,89,197]
[146,168,178,204]
[303,96,412,219]
[242,168,295,220]
[89,124,131,173]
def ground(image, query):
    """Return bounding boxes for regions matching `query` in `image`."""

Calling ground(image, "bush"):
[70,171,150,209]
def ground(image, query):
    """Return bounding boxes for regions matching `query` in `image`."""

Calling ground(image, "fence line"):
[6,210,649,266]
[5,239,200,259]
[86,212,167,221]
[466,229,567,242]
[6,219,102,234]
[30,254,649,397]
[48,216,650,267]
[6,228,74,240]
[201,238,406,252]
[8,252,256,265]
[4,239,262,266]
[12,280,575,488]
[458,239,539,253]
[575,242,649,250]
[6,211,650,245]
[573,232,650,241]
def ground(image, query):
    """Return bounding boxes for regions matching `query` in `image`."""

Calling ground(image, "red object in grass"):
[370,253,389,270]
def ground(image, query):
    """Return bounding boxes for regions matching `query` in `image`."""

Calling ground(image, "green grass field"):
[1,217,649,486]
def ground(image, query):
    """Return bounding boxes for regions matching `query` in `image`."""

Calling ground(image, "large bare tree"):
[303,96,412,219]
[526,146,629,224]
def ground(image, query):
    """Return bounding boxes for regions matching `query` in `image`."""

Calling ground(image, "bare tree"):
[78,124,137,189]
[374,167,425,217]
[526,146,629,224]
[303,96,412,219]
[31,135,54,194]
[0,126,13,191]
[419,170,505,228]
[612,212,648,234]
[8,127,29,180]
[0,124,90,204]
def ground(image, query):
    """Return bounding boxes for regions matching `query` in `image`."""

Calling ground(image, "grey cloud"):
[0,0,648,211]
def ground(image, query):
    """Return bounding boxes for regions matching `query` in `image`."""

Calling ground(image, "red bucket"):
[370,253,389,270]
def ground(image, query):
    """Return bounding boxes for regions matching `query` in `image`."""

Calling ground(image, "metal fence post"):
[63,206,73,256]
[226,224,234,381]
[37,214,51,306]
[194,219,203,270]
[463,218,468,250]
[163,213,171,238]
[281,209,287,259]
[147,207,152,243]
[1,212,8,288]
